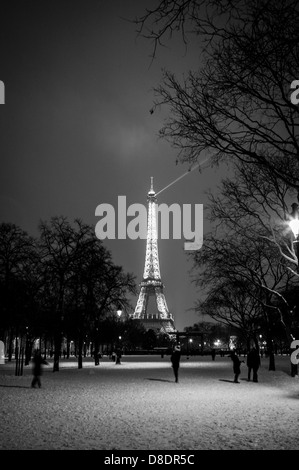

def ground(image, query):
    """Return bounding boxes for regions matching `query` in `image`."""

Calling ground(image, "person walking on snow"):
[31,349,48,388]
[171,344,181,383]
[247,346,261,382]
[230,349,244,383]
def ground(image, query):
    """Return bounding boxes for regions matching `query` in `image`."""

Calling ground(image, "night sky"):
[0,1,229,330]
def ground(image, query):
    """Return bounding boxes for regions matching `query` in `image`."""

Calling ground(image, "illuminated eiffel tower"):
[132,177,176,334]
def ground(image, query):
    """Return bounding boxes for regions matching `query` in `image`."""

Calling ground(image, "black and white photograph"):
[0,0,299,456]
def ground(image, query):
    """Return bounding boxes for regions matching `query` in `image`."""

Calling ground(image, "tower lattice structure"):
[132,177,176,334]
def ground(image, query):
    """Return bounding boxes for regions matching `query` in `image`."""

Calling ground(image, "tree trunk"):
[94,337,100,365]
[279,339,283,356]
[53,334,61,372]
[200,333,204,355]
[78,334,83,369]
[253,335,259,350]
[14,337,19,376]
[25,339,32,366]
[8,332,13,361]
[43,338,47,360]
[266,335,275,371]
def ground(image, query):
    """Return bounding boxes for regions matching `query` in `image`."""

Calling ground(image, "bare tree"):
[192,232,295,369]
[196,279,263,348]
[38,217,96,371]
[39,217,137,370]
[0,223,36,362]
[191,159,299,368]
[208,161,298,337]
[136,0,299,189]
[69,242,137,367]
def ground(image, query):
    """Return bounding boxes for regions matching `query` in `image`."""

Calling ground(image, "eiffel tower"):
[132,177,176,334]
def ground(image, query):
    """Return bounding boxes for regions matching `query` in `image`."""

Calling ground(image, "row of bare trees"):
[190,163,299,370]
[136,0,299,370]
[0,217,137,371]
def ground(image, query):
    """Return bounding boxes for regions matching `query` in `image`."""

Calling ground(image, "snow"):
[0,354,298,450]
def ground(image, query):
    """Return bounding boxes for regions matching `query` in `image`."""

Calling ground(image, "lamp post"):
[189,338,193,354]
[259,335,263,357]
[187,337,192,359]
[290,202,299,266]
[115,307,122,364]
[289,203,299,377]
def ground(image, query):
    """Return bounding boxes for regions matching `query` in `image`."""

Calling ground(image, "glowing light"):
[117,308,122,318]
[290,203,299,238]
[290,219,299,238]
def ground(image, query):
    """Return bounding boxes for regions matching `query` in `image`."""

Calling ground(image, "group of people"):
[170,344,261,384]
[230,347,261,383]
[110,349,122,364]
[30,344,262,387]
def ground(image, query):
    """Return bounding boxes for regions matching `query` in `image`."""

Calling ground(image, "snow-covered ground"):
[0,354,298,450]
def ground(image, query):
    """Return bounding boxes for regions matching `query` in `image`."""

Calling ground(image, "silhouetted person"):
[171,344,181,383]
[211,349,216,361]
[247,347,261,382]
[115,349,122,365]
[94,351,100,366]
[291,343,299,377]
[31,349,48,388]
[230,350,244,383]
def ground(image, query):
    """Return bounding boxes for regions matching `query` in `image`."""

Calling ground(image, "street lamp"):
[117,307,122,319]
[289,202,299,242]
[289,203,299,377]
[289,203,299,287]
[187,338,193,358]
[115,307,123,364]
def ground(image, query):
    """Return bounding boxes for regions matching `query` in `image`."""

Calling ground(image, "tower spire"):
[148,176,155,196]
